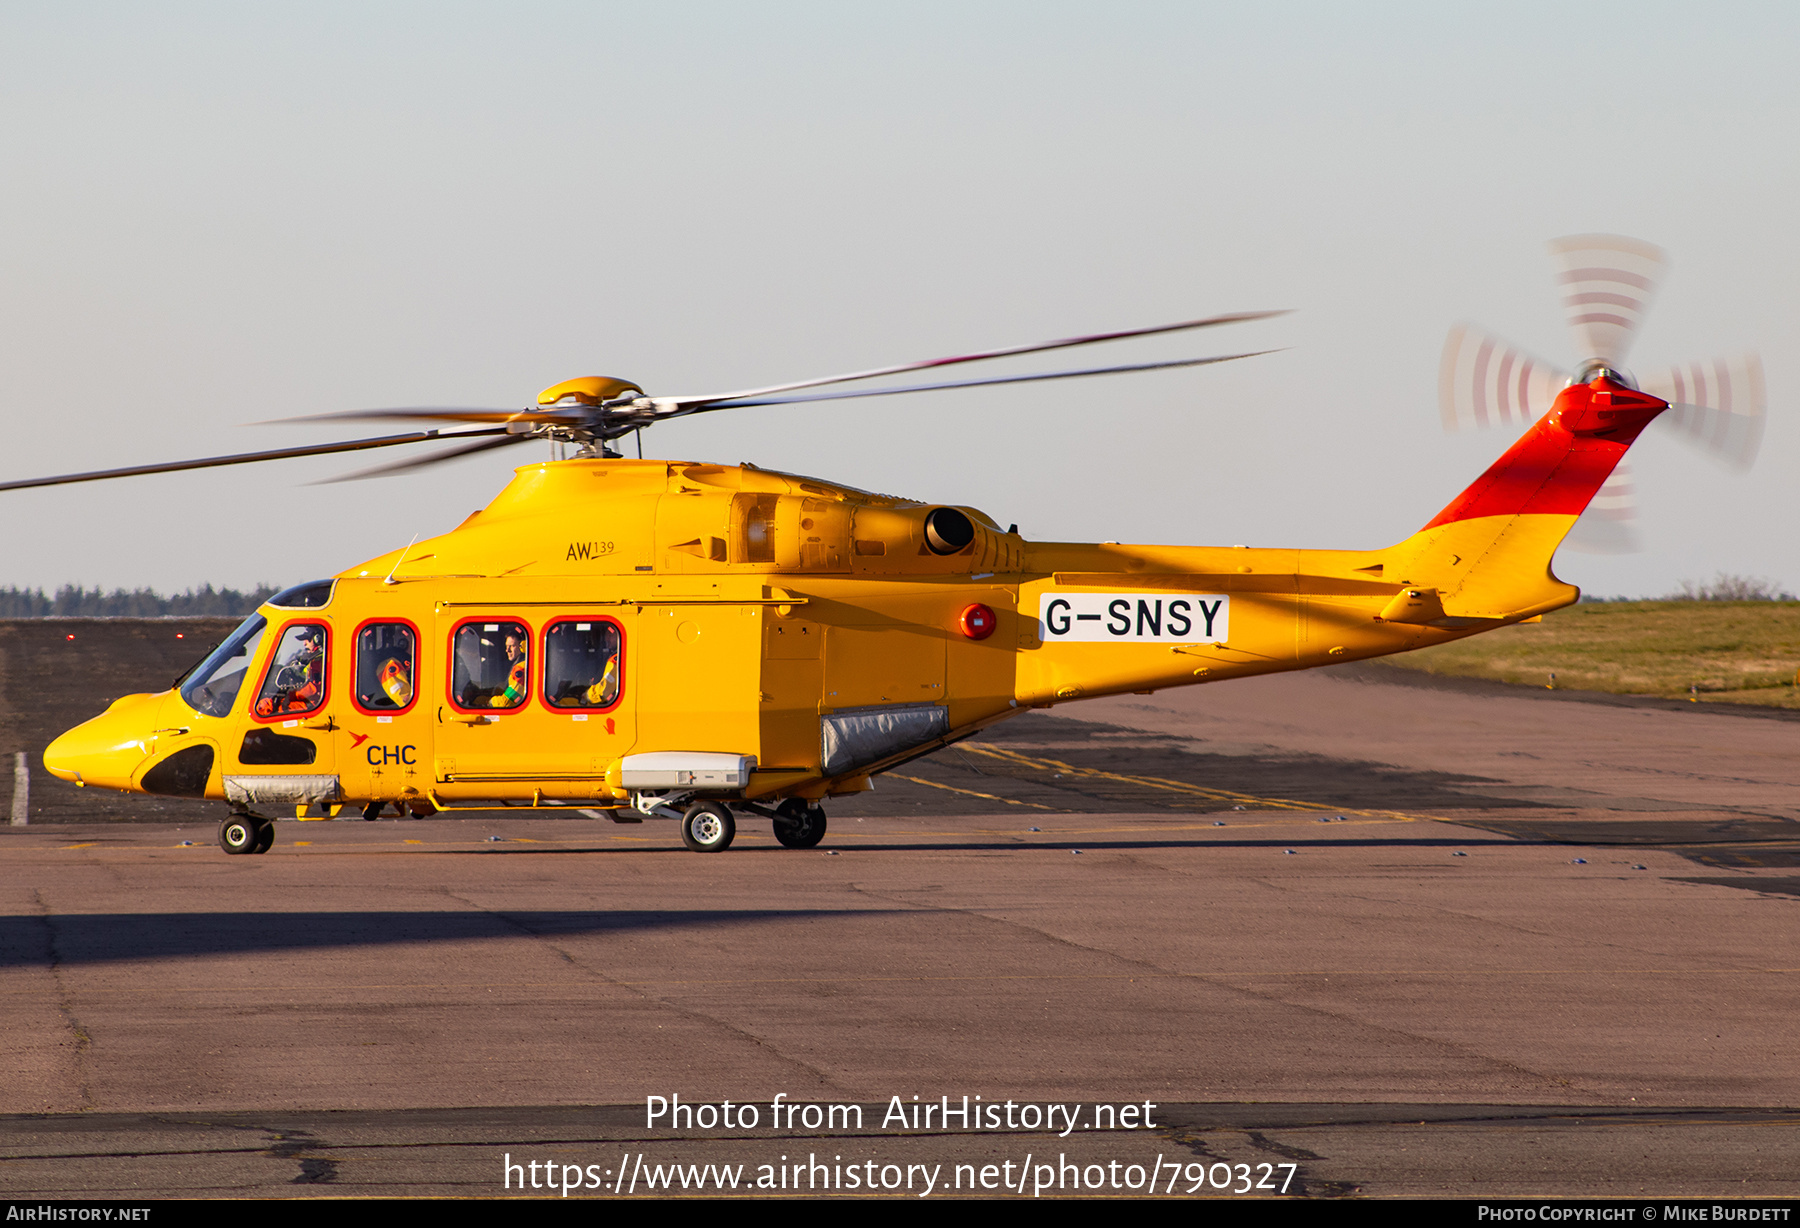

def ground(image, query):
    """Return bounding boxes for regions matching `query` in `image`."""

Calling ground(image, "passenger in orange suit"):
[491,632,528,707]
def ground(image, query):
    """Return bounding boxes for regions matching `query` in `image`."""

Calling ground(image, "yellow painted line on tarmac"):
[404,839,423,844]
[891,774,1057,810]
[961,743,1429,823]
[59,843,97,850]
[961,742,1342,811]
[293,841,311,847]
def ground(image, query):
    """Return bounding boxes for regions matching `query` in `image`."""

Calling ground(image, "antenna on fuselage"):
[383,534,420,586]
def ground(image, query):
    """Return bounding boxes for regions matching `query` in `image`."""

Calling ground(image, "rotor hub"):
[1574,361,1637,389]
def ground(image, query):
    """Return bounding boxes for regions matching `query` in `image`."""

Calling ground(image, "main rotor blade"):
[0,428,512,493]
[313,431,535,484]
[1549,234,1664,369]
[691,350,1278,410]
[667,310,1288,407]
[261,312,1289,430]
[268,406,574,427]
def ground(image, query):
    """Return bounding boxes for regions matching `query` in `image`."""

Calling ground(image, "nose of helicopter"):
[43,692,170,790]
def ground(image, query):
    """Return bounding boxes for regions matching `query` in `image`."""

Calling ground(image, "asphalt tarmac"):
[3,632,1799,1199]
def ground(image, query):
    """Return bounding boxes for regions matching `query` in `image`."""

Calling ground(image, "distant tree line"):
[1667,574,1796,601]
[0,584,280,617]
[1580,573,1797,603]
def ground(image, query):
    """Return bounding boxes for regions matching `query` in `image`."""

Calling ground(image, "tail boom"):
[1008,376,1669,709]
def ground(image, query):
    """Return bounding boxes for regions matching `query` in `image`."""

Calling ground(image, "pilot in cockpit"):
[255,627,324,717]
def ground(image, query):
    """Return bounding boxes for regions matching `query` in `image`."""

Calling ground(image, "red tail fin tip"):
[1424,376,1668,530]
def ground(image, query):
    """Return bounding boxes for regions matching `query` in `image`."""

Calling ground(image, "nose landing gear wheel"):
[251,818,275,854]
[681,801,736,852]
[773,799,827,849]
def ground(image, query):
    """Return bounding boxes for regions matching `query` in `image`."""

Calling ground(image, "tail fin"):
[1386,376,1667,620]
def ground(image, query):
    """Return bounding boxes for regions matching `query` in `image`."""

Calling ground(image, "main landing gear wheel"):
[219,813,267,855]
[773,799,827,849]
[681,801,736,853]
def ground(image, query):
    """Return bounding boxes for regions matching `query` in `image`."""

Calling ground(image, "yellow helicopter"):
[11,280,1733,856]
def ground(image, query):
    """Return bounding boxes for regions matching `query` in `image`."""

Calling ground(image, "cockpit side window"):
[253,623,329,719]
[354,621,418,715]
[450,620,530,711]
[543,619,623,710]
[179,614,267,718]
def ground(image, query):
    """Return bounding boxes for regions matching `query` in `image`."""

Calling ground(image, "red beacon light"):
[959,603,997,640]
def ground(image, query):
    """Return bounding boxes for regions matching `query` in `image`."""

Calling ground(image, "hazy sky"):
[1,2,1794,597]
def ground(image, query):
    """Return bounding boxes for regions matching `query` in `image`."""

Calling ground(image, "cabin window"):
[354,621,417,714]
[252,623,328,719]
[543,620,623,710]
[179,614,267,717]
[451,620,531,710]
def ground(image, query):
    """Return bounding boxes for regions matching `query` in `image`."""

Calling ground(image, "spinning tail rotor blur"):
[1438,235,1764,554]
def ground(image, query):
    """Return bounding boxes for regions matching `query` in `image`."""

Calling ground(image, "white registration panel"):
[1038,592,1229,644]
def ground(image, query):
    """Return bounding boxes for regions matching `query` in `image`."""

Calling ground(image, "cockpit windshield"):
[178,614,268,717]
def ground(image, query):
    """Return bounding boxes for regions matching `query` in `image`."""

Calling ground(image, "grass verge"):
[1379,601,1800,708]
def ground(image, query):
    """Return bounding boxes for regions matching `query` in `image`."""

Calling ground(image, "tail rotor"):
[1438,235,1764,553]
[1548,233,1665,374]
[1641,354,1765,470]
[1438,325,1566,433]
